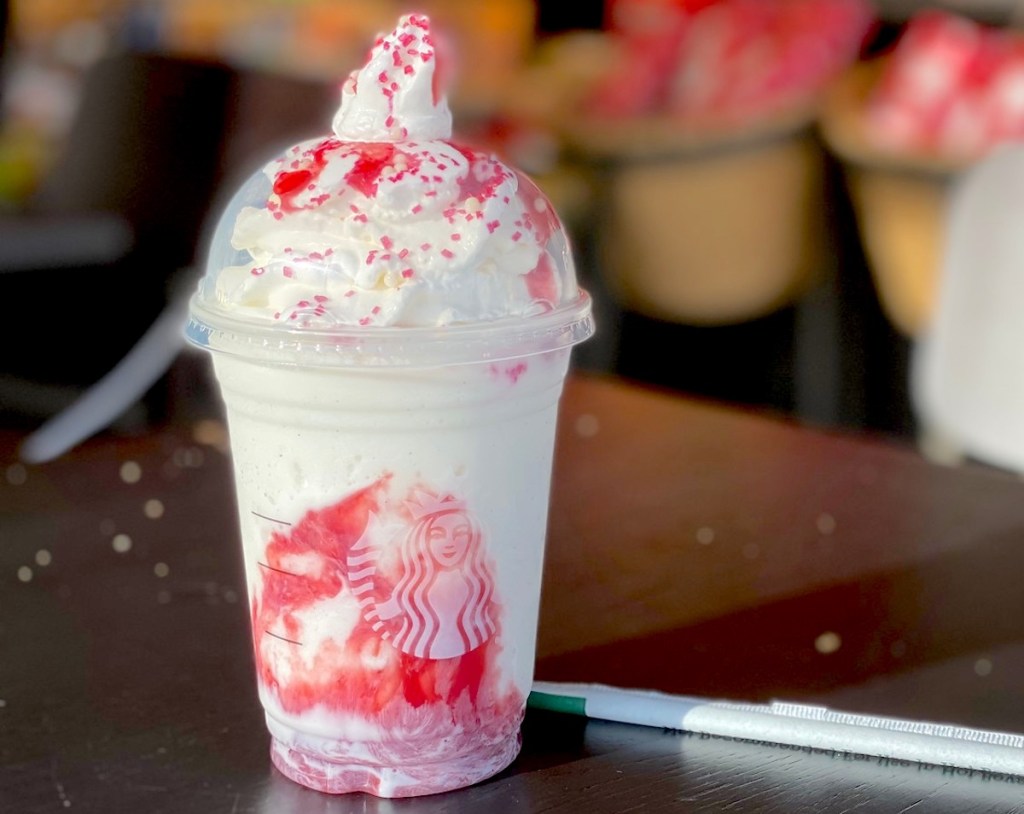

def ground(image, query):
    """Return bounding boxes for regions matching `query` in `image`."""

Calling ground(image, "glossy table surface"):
[5,373,1024,812]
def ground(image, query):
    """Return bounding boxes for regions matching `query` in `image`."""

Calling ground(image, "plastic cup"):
[186,159,593,796]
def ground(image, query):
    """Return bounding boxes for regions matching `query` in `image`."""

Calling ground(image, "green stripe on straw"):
[528,690,587,716]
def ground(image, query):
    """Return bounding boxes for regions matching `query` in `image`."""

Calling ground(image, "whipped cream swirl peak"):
[332,13,452,143]
[191,13,590,345]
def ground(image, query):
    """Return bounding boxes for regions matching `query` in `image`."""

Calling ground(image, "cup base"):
[269,731,522,798]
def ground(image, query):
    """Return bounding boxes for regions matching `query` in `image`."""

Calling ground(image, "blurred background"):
[2,0,1024,459]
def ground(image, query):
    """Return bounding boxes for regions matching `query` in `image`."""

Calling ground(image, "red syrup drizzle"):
[253,476,520,738]
[345,143,403,198]
[272,138,341,213]
[272,139,425,213]
[524,253,558,311]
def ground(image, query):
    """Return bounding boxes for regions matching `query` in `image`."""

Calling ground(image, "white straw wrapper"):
[530,681,1024,777]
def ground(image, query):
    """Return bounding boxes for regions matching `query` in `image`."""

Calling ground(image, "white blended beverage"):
[186,14,593,799]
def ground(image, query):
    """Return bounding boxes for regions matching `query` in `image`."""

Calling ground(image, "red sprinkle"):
[314,295,328,303]
[372,306,381,315]
[251,267,266,276]
[381,236,394,250]
[451,234,461,241]
[441,249,455,259]
[345,290,356,298]
[283,266,295,277]
[401,269,414,279]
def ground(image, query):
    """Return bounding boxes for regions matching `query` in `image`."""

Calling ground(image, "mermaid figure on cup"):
[349,489,497,660]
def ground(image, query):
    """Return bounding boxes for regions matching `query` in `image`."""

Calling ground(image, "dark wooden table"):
[5,373,1024,812]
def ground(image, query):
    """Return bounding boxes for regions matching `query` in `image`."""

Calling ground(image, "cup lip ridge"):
[185,291,595,368]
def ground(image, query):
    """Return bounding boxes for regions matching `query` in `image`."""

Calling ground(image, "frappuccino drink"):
[186,14,593,798]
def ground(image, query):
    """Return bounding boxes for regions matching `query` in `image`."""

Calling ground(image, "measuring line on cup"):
[252,510,292,526]
[257,561,302,577]
[253,509,305,647]
[264,630,304,647]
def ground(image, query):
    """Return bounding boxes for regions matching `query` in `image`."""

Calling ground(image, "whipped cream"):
[207,14,571,329]
[332,13,452,143]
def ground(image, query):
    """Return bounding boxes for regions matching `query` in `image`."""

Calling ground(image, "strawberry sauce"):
[251,475,523,793]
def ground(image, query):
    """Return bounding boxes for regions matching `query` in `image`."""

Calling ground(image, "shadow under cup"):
[204,342,578,797]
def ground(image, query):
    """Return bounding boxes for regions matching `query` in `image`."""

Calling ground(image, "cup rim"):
[186,291,595,368]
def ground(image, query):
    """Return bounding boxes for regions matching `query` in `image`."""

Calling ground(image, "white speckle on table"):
[99,519,116,536]
[144,499,165,519]
[17,566,32,583]
[742,542,759,560]
[815,631,842,655]
[223,589,239,604]
[157,590,172,605]
[172,447,205,469]
[574,413,600,438]
[192,419,229,451]
[816,513,836,535]
[153,562,170,578]
[695,527,715,545]
[0,699,6,708]
[5,463,27,486]
[53,773,71,808]
[119,461,142,484]
[35,550,52,567]
[112,534,132,554]
[974,658,993,677]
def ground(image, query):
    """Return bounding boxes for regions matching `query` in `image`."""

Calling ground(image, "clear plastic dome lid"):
[187,15,592,368]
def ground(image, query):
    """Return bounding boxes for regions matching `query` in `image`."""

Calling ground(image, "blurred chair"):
[911,144,1024,472]
[0,50,235,425]
[5,49,338,458]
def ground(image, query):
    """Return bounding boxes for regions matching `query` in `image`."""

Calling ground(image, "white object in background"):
[19,294,189,464]
[912,144,1024,472]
